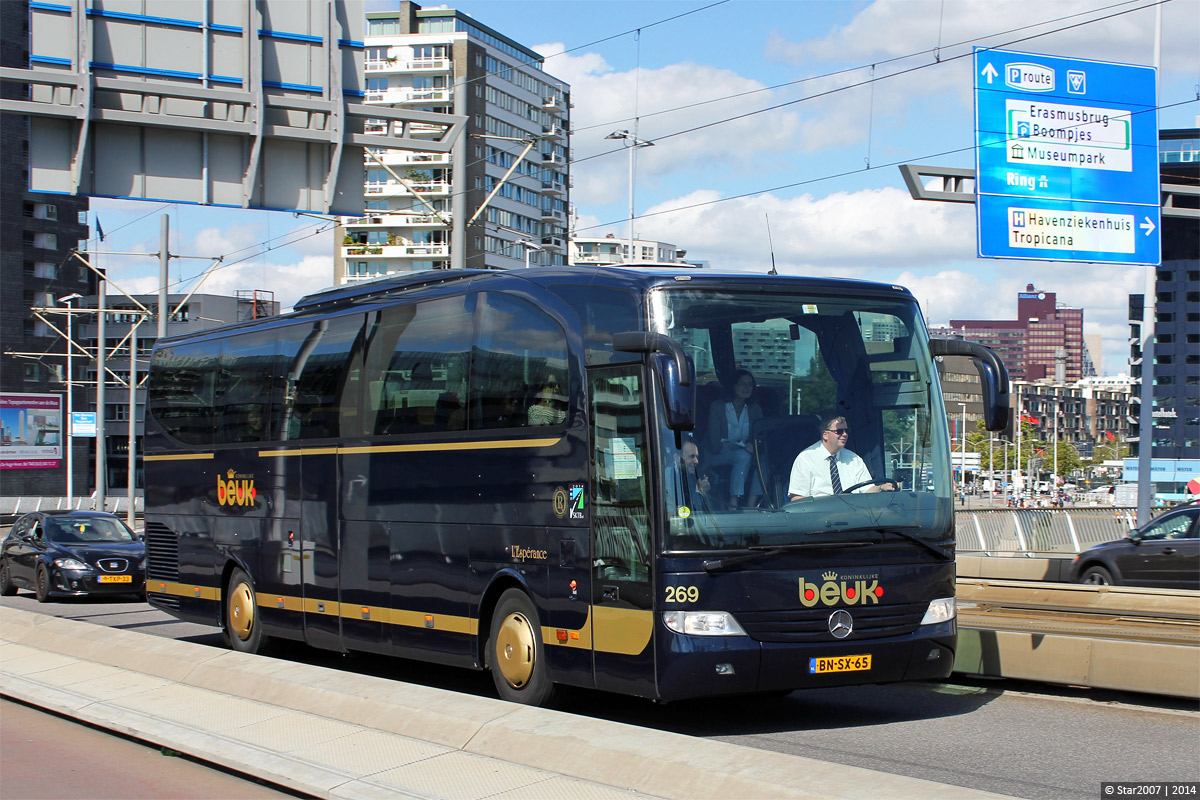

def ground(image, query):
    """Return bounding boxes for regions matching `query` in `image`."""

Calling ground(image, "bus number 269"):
[664,585,699,604]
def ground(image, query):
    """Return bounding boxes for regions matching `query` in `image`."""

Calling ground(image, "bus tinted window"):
[364,296,472,435]
[217,330,280,443]
[548,285,641,366]
[471,292,568,429]
[148,339,218,445]
[287,315,364,440]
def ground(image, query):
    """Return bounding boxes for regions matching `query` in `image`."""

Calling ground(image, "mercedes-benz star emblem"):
[828,609,854,639]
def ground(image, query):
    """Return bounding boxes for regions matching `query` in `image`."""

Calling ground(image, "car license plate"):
[98,575,132,584]
[809,654,871,674]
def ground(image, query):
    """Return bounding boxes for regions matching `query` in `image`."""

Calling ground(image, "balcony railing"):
[364,181,452,196]
[365,58,450,73]
[393,89,451,104]
[367,151,452,168]
[343,244,450,258]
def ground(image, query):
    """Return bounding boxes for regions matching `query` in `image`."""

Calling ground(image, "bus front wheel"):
[224,567,268,654]
[488,589,556,706]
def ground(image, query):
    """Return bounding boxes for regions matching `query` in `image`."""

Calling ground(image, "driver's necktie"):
[828,454,842,494]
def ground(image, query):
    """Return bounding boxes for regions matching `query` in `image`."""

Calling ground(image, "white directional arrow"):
[981,62,999,84]
[1140,217,1156,235]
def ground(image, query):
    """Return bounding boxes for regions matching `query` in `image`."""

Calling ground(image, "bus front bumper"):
[656,620,956,701]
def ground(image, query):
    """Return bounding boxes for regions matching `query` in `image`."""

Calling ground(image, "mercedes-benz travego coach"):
[144,266,1008,706]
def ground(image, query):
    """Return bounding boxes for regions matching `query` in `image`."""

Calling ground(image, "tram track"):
[953,578,1200,697]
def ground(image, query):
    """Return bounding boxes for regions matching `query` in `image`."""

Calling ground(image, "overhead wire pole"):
[1135,0,1163,525]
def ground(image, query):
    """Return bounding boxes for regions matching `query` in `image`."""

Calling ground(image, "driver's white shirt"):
[788,441,873,497]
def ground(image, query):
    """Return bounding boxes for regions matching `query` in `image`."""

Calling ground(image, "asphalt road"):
[2,592,1197,800]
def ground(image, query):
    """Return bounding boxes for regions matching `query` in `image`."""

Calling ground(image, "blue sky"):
[90,0,1200,375]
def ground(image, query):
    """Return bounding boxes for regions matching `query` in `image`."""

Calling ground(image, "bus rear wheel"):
[488,589,556,706]
[224,567,268,654]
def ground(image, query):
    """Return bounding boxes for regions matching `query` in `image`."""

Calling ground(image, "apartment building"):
[335,1,570,282]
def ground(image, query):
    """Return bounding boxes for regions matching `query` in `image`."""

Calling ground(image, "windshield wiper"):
[703,538,879,573]
[811,525,950,563]
[828,525,953,561]
[880,527,953,560]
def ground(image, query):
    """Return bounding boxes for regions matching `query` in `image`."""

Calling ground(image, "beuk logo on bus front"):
[798,570,884,608]
[217,469,257,507]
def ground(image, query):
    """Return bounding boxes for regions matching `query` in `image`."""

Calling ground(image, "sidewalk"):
[0,608,1004,800]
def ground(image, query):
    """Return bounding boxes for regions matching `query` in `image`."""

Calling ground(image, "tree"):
[795,355,836,417]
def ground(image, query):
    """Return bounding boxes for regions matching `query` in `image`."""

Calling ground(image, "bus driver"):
[788,415,894,500]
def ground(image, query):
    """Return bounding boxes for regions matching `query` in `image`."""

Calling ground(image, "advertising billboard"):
[0,393,63,469]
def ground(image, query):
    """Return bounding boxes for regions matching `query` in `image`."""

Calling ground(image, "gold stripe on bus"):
[258,448,338,458]
[542,611,592,650]
[144,453,214,462]
[592,606,653,656]
[148,581,221,601]
[339,437,560,455]
[151,582,612,652]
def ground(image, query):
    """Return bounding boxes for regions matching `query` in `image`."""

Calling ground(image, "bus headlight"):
[920,597,956,625]
[663,610,747,636]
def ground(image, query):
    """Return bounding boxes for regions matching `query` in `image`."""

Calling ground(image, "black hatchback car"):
[0,511,146,601]
[1069,501,1199,590]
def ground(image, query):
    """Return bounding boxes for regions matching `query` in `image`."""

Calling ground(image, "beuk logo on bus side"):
[799,570,884,607]
[217,468,257,506]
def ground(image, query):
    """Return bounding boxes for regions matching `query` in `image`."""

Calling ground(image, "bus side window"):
[216,330,280,444]
[289,314,365,440]
[147,340,218,445]
[363,297,471,435]
[470,292,568,430]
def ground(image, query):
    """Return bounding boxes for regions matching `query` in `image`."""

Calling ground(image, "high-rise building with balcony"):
[335,1,570,281]
[1132,129,1199,474]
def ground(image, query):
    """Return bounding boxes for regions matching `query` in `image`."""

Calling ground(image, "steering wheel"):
[840,478,901,494]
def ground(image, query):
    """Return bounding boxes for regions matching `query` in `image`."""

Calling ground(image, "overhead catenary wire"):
[570,0,1162,135]
[573,96,1197,236]
[570,0,1174,168]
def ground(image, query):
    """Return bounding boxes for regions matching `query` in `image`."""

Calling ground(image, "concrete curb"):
[0,607,1004,799]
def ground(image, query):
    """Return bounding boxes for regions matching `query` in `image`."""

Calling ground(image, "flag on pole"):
[1105,431,1115,442]
[95,216,105,242]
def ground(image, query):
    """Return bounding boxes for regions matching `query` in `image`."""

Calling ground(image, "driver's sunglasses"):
[827,428,850,435]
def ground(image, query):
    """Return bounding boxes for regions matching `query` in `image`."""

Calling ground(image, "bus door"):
[283,312,365,652]
[300,450,342,650]
[588,367,656,696]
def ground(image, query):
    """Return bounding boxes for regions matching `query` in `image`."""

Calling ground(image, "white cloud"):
[634,186,974,270]
[767,0,1193,70]
[537,44,803,205]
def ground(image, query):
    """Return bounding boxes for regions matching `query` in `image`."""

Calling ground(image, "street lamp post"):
[958,402,968,488]
[604,129,654,264]
[59,293,83,506]
[517,239,543,269]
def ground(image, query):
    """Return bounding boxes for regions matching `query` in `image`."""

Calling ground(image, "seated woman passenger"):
[527,370,567,426]
[706,369,762,508]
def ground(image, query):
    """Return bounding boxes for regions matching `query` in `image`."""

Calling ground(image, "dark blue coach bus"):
[144,266,1008,705]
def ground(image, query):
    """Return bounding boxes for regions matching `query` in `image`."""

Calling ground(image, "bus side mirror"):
[613,332,696,431]
[929,338,1010,432]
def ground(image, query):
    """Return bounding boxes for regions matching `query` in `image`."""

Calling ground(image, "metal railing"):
[2,495,144,518]
[956,508,1139,555]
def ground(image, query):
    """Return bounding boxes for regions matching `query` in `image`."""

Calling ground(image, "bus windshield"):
[649,287,953,553]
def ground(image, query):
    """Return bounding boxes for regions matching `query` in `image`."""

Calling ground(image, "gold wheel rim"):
[228,582,255,641]
[495,611,536,689]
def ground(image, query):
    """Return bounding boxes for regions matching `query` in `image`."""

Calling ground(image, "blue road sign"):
[975,48,1160,265]
[71,412,97,438]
